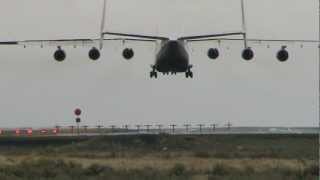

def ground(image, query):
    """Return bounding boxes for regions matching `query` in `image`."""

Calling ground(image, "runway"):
[0,127,318,137]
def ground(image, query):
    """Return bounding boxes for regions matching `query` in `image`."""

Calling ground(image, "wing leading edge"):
[0,37,159,48]
[186,38,319,44]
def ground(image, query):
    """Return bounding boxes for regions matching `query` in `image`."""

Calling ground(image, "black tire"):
[189,72,193,78]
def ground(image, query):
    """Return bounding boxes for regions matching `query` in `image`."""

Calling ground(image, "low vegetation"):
[0,134,317,179]
[0,159,317,180]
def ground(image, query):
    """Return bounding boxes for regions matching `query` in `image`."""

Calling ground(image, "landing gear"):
[150,65,157,79]
[150,71,157,78]
[185,71,193,78]
[185,65,193,78]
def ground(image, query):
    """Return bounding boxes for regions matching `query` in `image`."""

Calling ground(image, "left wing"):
[178,32,245,41]
[184,38,319,61]
[185,38,319,44]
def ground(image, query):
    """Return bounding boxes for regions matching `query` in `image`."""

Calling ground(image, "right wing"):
[184,38,319,61]
[0,32,168,61]
[0,37,158,48]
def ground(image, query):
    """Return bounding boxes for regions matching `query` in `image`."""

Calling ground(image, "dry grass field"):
[0,134,317,180]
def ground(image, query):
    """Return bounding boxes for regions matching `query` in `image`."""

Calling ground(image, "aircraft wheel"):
[150,71,157,79]
[150,72,155,78]
[185,71,193,78]
[189,71,193,78]
[185,72,190,78]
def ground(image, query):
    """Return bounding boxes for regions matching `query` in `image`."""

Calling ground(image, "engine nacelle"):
[277,46,289,62]
[207,48,219,59]
[242,47,254,61]
[88,47,100,60]
[122,48,134,60]
[54,47,66,62]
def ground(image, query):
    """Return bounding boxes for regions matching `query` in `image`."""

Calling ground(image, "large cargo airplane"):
[0,0,318,78]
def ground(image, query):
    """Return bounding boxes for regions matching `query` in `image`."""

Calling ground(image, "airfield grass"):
[0,134,317,180]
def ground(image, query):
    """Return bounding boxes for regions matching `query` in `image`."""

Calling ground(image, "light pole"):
[69,125,75,135]
[74,108,82,136]
[197,124,205,134]
[225,122,232,131]
[318,0,320,174]
[136,125,141,133]
[210,124,218,132]
[144,125,152,133]
[156,124,163,133]
[169,124,177,134]
[123,124,129,132]
[110,125,116,133]
[184,124,191,134]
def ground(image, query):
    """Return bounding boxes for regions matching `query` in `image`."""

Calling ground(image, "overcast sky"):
[0,0,318,128]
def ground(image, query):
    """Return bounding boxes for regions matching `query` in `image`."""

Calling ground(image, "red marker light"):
[52,129,57,134]
[27,129,33,135]
[40,129,48,134]
[15,129,20,135]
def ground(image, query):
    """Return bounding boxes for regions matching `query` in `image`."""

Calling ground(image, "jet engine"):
[88,47,100,60]
[122,48,134,60]
[207,48,219,59]
[54,47,66,62]
[242,47,254,60]
[277,46,289,62]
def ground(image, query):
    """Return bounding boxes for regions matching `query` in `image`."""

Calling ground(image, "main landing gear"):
[185,71,193,78]
[149,65,193,79]
[185,65,193,78]
[150,65,157,78]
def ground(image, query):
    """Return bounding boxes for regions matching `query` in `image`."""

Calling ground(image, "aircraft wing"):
[103,31,169,41]
[0,38,157,48]
[178,32,245,41]
[179,31,319,50]
[185,38,319,45]
[186,38,319,61]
